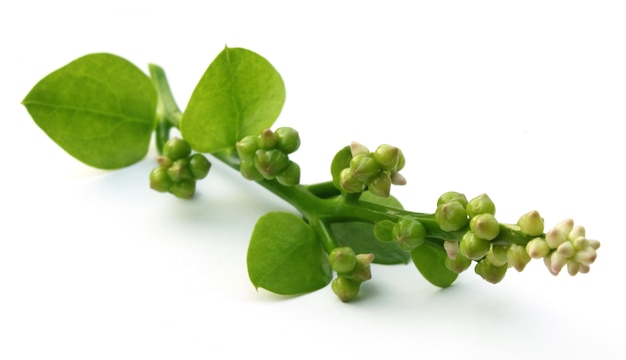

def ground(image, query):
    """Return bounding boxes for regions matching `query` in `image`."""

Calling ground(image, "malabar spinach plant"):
[22,47,600,302]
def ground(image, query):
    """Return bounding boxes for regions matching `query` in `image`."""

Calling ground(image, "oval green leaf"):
[247,212,332,295]
[411,242,458,288]
[181,47,286,153]
[22,53,156,169]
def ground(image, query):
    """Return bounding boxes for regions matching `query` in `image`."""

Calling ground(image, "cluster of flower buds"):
[328,247,374,302]
[149,137,211,199]
[524,217,600,276]
[338,142,406,198]
[437,191,601,283]
[236,127,301,186]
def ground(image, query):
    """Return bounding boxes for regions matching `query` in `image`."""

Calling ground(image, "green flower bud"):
[350,141,370,156]
[254,149,290,178]
[459,231,490,260]
[367,172,391,198]
[373,144,400,171]
[339,168,364,193]
[258,128,278,149]
[396,149,406,171]
[475,258,507,284]
[162,137,191,161]
[188,153,211,180]
[469,213,500,240]
[329,247,357,274]
[507,244,531,272]
[445,253,472,273]
[343,253,374,282]
[518,210,544,236]
[486,244,509,267]
[374,220,395,243]
[156,155,172,169]
[275,127,300,154]
[392,216,426,251]
[526,237,550,259]
[276,161,301,186]
[239,160,264,181]
[332,276,361,302]
[350,153,380,182]
[435,202,469,232]
[170,179,196,199]
[236,135,259,161]
[466,193,496,218]
[167,158,192,182]
[149,167,173,193]
[437,191,468,207]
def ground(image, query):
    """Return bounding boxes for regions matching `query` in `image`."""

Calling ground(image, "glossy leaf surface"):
[181,47,286,153]
[411,242,458,288]
[23,53,156,169]
[247,212,332,295]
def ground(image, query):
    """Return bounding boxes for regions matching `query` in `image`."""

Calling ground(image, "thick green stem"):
[149,64,183,154]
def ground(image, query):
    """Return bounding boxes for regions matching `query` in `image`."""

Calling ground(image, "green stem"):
[149,64,183,154]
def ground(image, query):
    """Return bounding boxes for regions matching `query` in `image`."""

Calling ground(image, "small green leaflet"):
[247,212,332,295]
[22,53,156,169]
[181,47,286,154]
[411,242,458,288]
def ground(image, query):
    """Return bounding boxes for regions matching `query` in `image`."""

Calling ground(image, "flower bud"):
[275,127,300,154]
[445,253,472,273]
[573,247,597,266]
[486,244,509,267]
[475,258,507,284]
[339,168,364,193]
[167,158,191,182]
[276,161,301,186]
[549,251,568,275]
[188,153,211,180]
[350,154,380,182]
[331,276,361,302]
[568,225,586,242]
[350,141,370,156]
[459,231,490,260]
[556,241,575,258]
[437,191,468,207]
[396,149,406,171]
[236,135,259,161]
[258,128,277,149]
[526,237,550,259]
[390,171,406,186]
[156,155,172,169]
[170,179,196,199]
[373,144,400,171]
[254,149,290,178]
[466,193,496,218]
[344,253,374,282]
[329,247,357,274]
[435,202,469,232]
[392,216,426,251]
[507,244,531,272]
[469,213,500,240]
[239,160,264,181]
[367,173,391,198]
[567,260,581,276]
[554,219,574,238]
[517,210,544,236]
[443,240,459,259]
[545,228,566,249]
[149,167,173,193]
[162,137,191,161]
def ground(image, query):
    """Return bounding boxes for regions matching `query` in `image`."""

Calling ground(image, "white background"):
[2,1,625,359]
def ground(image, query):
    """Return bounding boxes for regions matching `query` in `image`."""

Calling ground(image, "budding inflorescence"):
[236,127,301,186]
[329,247,374,302]
[435,191,601,283]
[338,142,406,197]
[149,137,211,199]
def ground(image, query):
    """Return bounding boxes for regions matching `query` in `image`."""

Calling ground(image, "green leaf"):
[411,242,458,288]
[22,53,156,169]
[247,212,332,295]
[181,47,286,153]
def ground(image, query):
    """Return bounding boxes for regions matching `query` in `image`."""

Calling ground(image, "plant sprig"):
[22,46,600,302]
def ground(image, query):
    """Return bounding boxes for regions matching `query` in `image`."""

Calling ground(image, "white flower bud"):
[550,252,568,275]
[573,247,597,266]
[443,240,459,259]
[568,225,586,241]
[350,141,370,156]
[526,237,550,259]
[567,260,581,276]
[588,239,601,250]
[390,171,406,185]
[555,219,574,238]
[556,241,575,258]
[546,228,567,249]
